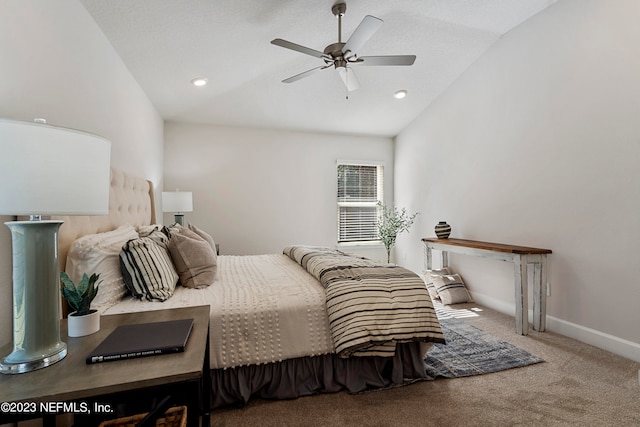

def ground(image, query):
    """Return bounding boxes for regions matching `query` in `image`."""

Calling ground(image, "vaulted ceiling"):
[80,0,557,137]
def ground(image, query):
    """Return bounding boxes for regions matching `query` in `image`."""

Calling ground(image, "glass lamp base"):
[1,220,68,375]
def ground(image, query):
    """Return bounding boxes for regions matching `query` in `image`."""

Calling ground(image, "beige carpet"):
[210,303,640,426]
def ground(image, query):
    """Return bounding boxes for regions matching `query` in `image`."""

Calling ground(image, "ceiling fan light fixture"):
[394,90,407,99]
[191,77,208,87]
[337,66,359,92]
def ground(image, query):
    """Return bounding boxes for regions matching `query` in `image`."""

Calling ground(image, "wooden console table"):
[422,238,552,335]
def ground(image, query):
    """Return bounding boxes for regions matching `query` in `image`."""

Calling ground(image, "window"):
[337,162,384,243]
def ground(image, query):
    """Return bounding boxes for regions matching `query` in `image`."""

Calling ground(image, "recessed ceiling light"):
[394,90,407,99]
[191,77,208,87]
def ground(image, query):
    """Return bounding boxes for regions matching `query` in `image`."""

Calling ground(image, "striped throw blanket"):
[284,246,445,358]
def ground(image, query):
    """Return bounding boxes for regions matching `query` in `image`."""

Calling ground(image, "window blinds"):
[337,163,383,243]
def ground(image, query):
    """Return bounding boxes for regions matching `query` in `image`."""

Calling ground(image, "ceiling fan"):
[271,2,416,92]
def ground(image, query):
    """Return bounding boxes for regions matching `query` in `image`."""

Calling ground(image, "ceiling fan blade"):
[282,65,329,83]
[337,67,360,92]
[271,38,329,59]
[356,55,416,66]
[342,15,383,56]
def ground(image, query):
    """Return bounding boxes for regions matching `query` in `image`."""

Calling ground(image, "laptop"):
[86,318,194,364]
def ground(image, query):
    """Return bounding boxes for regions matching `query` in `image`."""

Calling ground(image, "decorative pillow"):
[147,228,171,247]
[422,267,451,301]
[432,273,474,305]
[136,224,165,238]
[65,225,139,312]
[167,226,217,288]
[119,236,178,301]
[188,223,218,257]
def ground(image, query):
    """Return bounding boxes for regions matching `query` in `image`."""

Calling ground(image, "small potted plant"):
[377,202,419,263]
[61,272,101,337]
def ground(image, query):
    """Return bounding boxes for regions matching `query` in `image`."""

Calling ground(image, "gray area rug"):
[423,316,544,379]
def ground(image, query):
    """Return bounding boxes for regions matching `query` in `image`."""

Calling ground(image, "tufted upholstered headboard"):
[54,168,156,272]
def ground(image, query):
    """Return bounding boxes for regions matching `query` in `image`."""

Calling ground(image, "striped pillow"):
[422,267,451,301]
[432,273,473,305]
[119,234,178,301]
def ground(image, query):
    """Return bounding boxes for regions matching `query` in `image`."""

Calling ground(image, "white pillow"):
[65,225,139,312]
[432,273,474,305]
[421,267,451,301]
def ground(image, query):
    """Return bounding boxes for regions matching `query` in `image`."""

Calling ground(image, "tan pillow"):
[168,227,217,288]
[188,223,218,256]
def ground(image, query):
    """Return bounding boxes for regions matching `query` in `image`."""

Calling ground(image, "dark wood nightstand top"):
[0,305,210,404]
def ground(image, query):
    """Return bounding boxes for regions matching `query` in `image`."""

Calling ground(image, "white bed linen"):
[102,254,335,369]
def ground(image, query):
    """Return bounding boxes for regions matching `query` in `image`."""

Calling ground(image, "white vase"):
[67,309,100,337]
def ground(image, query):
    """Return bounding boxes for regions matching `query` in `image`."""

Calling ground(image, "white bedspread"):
[103,254,335,369]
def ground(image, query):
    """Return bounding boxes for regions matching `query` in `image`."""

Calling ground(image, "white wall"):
[164,122,393,258]
[0,0,164,348]
[394,0,640,360]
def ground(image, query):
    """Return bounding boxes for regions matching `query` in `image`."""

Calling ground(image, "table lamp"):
[0,118,111,374]
[162,190,193,226]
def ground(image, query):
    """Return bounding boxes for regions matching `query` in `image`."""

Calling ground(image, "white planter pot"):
[68,309,100,337]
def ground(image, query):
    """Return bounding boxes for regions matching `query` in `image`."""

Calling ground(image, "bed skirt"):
[210,342,428,408]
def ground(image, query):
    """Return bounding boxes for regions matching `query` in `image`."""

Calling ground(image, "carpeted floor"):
[210,303,640,426]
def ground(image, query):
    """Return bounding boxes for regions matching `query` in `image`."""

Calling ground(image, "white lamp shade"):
[162,191,193,213]
[0,119,111,216]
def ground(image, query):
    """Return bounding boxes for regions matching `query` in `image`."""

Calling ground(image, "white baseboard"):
[472,293,640,363]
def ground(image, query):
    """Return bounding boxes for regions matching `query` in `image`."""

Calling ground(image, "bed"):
[55,168,445,408]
